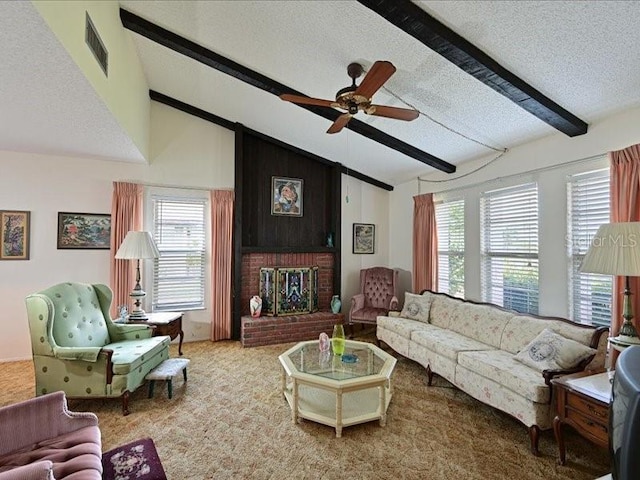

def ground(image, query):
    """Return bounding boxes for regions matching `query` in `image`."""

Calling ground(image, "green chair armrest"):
[110,323,154,341]
[53,345,103,362]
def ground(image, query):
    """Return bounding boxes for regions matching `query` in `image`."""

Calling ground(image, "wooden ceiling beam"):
[358,0,588,137]
[120,8,456,174]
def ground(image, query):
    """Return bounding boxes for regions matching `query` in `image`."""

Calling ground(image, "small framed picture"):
[0,210,30,260]
[353,223,375,254]
[57,212,111,249]
[271,176,303,217]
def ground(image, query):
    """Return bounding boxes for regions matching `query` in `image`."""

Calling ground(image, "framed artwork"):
[0,210,30,260]
[57,212,111,249]
[271,176,303,217]
[353,223,375,254]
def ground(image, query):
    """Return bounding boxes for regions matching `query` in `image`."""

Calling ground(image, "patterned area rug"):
[102,438,167,480]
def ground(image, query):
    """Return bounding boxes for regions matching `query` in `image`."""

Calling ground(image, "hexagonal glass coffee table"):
[278,339,396,437]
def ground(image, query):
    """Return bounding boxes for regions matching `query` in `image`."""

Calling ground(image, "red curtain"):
[413,193,438,293]
[610,143,640,364]
[110,182,143,317]
[210,190,234,341]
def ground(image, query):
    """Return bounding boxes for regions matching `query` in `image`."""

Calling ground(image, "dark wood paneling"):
[232,124,244,340]
[241,133,334,249]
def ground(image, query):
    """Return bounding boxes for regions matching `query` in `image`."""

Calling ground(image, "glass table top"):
[282,340,390,381]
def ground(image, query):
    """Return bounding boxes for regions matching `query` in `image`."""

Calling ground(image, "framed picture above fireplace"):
[271,176,303,217]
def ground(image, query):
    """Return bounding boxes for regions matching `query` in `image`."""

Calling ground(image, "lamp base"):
[129,286,148,321]
[127,310,149,321]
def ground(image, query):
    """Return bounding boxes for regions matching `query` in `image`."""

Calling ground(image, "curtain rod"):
[121,181,233,193]
[421,152,607,196]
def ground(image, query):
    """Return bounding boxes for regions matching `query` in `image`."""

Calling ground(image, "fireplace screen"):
[259,266,319,316]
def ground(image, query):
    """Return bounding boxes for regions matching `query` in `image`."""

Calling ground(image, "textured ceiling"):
[0,1,145,163]
[2,1,640,186]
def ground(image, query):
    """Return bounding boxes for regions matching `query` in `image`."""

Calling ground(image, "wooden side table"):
[552,370,613,465]
[128,312,184,356]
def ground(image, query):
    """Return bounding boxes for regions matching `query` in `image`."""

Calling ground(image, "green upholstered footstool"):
[145,358,190,399]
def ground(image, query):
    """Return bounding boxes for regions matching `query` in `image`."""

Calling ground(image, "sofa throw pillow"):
[514,328,596,372]
[400,292,432,323]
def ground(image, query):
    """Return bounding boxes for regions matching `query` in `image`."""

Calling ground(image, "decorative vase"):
[319,332,330,352]
[330,295,341,314]
[331,324,346,356]
[249,295,262,318]
[326,232,334,248]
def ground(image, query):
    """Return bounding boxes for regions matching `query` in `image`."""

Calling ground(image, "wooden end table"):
[128,311,184,356]
[551,370,612,465]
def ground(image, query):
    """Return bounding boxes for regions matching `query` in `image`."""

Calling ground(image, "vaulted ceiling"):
[2,1,640,187]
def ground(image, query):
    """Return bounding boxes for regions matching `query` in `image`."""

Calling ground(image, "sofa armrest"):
[0,461,54,480]
[0,392,98,457]
[541,358,597,387]
[388,296,399,311]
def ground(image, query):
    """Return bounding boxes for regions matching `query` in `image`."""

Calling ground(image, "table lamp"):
[115,231,160,320]
[580,222,640,348]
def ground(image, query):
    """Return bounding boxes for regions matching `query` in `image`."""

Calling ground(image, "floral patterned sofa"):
[376,290,608,455]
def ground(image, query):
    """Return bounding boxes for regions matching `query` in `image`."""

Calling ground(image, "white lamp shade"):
[580,222,640,276]
[115,231,160,260]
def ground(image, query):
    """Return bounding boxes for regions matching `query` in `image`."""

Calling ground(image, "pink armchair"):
[0,392,102,479]
[348,267,399,333]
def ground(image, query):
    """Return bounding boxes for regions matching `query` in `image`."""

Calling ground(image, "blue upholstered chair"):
[25,282,171,415]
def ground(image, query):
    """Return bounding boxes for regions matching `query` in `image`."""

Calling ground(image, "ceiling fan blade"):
[366,104,420,121]
[354,61,396,99]
[327,113,352,134]
[280,93,335,108]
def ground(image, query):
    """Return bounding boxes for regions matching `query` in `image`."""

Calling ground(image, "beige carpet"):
[1,336,610,479]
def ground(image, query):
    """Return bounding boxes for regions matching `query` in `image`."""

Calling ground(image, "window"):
[436,198,464,297]
[568,169,611,326]
[481,183,539,314]
[152,195,207,311]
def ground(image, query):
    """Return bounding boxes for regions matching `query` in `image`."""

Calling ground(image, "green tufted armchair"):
[25,282,171,415]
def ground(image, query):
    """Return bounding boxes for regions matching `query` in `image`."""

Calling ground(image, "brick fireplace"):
[241,252,335,315]
[240,252,342,346]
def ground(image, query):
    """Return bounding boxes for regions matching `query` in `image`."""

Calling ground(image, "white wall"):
[0,100,380,361]
[0,103,234,361]
[389,105,640,315]
[33,0,150,159]
[340,174,390,313]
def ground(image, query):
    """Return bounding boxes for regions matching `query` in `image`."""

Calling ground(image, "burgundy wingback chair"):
[348,267,399,332]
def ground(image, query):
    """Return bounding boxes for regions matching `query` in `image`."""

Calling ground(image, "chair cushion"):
[362,268,396,309]
[0,426,101,479]
[107,336,171,375]
[399,292,432,323]
[45,283,110,349]
[514,328,596,372]
[458,350,551,403]
[377,315,434,339]
[351,307,389,323]
[411,328,494,362]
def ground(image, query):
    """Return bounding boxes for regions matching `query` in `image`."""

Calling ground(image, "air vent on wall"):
[85,12,108,76]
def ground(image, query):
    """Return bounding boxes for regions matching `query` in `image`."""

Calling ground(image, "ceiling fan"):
[280,61,420,134]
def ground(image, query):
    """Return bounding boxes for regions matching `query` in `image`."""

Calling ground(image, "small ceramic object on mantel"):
[249,295,262,318]
[319,332,330,352]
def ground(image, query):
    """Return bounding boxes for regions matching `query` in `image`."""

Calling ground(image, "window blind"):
[152,196,206,311]
[436,198,465,298]
[568,169,611,326]
[481,183,539,314]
